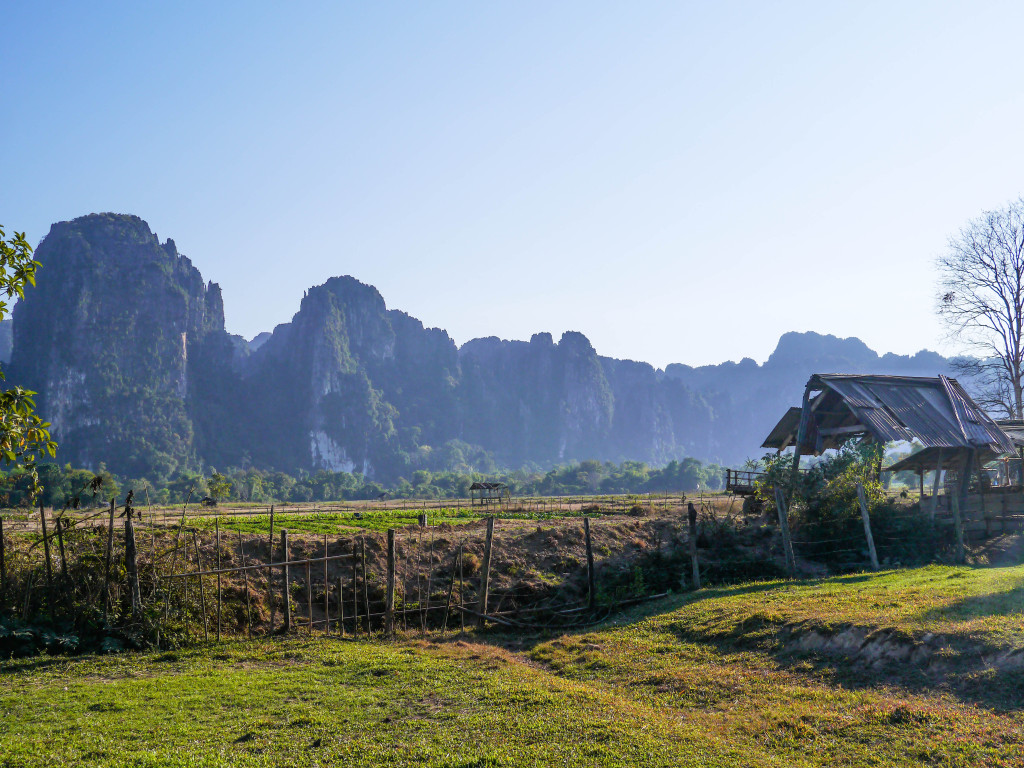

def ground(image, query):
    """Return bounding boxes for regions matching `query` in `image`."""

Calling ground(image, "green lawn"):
[3,564,1024,767]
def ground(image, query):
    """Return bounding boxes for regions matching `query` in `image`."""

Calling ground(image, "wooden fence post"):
[361,537,369,633]
[237,530,251,637]
[56,517,68,585]
[282,529,291,632]
[688,502,701,590]
[351,538,358,634]
[477,516,494,628]
[584,517,596,609]
[323,534,330,633]
[458,543,465,633]
[190,530,208,640]
[0,516,5,608]
[385,529,396,637]
[773,487,796,577]
[306,558,313,632]
[215,518,222,641]
[126,513,143,618]
[102,497,115,625]
[38,500,54,616]
[951,493,967,564]
[855,483,880,571]
[268,505,276,630]
[338,567,345,637]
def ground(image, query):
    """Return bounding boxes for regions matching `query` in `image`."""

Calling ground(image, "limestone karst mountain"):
[7,213,954,481]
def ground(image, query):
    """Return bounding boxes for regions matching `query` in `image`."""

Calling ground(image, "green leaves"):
[0,225,56,494]
[0,225,41,322]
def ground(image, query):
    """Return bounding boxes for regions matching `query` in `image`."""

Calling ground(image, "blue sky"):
[4,1,1024,367]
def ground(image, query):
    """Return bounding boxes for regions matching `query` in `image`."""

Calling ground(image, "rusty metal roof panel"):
[762,373,1016,456]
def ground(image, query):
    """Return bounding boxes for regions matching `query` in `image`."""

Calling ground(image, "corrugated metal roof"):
[762,374,1015,455]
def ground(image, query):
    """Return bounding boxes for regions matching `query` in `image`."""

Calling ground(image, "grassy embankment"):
[3,564,1024,767]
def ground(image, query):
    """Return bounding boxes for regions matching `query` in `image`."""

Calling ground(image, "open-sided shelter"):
[763,374,1016,499]
[469,481,509,507]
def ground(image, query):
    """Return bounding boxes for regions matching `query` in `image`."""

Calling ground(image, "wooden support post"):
[773,487,796,577]
[584,517,596,609]
[102,498,115,625]
[323,534,330,633]
[951,492,967,564]
[38,501,54,616]
[191,530,208,640]
[919,471,925,501]
[385,529,396,637]
[929,450,944,521]
[282,530,291,632]
[477,516,494,628]
[215,518,222,642]
[688,502,701,590]
[855,483,880,571]
[788,384,813,506]
[238,530,252,637]
[953,450,974,563]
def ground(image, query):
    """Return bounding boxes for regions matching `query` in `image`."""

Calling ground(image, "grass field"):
[3,564,1024,766]
[186,505,624,536]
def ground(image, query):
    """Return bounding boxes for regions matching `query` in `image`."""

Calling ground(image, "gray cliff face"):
[11,213,225,476]
[7,214,957,480]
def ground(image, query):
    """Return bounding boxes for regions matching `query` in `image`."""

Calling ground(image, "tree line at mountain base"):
[0,457,727,508]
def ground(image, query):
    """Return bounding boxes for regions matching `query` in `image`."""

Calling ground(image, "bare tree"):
[938,198,1024,419]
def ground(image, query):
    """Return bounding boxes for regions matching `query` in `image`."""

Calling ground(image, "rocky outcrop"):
[9,214,955,480]
[12,214,226,477]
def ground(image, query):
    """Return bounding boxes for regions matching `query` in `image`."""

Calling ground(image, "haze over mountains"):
[7,214,954,482]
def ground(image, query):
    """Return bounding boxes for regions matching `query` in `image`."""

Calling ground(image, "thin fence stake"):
[39,501,54,617]
[856,483,880,571]
[191,530,209,641]
[323,534,330,633]
[688,502,701,590]
[0,516,5,608]
[282,530,291,632]
[338,568,345,637]
[459,543,465,633]
[773,487,796,577]
[442,547,457,633]
[238,529,252,637]
[361,537,369,633]
[216,518,222,642]
[268,505,276,629]
[385,529,395,637]
[56,515,69,586]
[102,498,115,625]
[584,517,596,609]
[306,558,313,632]
[351,538,358,635]
[477,517,494,628]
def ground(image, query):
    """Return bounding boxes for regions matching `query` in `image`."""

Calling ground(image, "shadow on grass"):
[472,568,1024,712]
[912,583,1024,626]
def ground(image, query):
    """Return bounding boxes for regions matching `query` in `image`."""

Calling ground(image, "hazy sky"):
[4,2,1024,368]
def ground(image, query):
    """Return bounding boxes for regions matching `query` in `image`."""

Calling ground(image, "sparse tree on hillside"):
[937,198,1024,418]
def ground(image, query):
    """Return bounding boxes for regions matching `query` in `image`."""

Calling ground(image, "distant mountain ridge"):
[7,213,954,480]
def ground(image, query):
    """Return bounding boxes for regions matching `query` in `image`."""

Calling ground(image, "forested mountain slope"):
[8,214,953,480]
